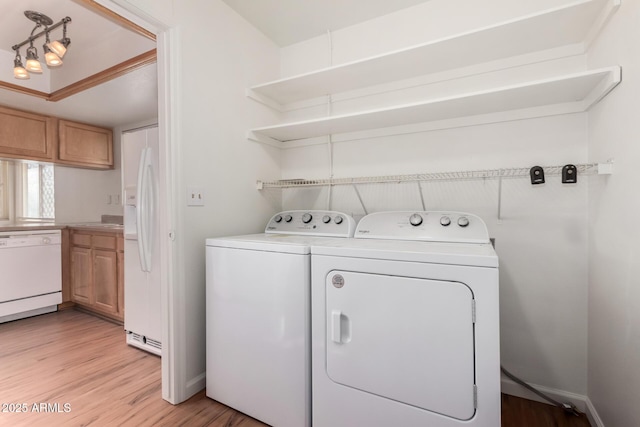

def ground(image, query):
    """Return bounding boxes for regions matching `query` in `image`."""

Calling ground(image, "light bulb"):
[25,46,42,73]
[48,39,68,58]
[13,53,30,80]
[14,66,30,80]
[45,51,62,67]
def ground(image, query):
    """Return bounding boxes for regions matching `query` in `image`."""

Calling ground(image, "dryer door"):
[326,270,476,421]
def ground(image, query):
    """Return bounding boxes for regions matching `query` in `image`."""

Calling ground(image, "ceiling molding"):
[78,0,156,41]
[0,49,157,103]
[48,49,157,101]
[0,81,50,100]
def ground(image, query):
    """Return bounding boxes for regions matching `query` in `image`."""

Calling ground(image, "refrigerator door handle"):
[144,147,156,271]
[136,147,150,272]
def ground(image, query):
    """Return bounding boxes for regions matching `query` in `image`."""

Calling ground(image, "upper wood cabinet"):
[58,120,114,169]
[0,106,114,169]
[0,106,56,161]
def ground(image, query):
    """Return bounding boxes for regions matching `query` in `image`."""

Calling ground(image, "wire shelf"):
[257,162,611,189]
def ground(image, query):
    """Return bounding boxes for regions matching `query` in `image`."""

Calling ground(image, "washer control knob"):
[458,216,470,227]
[284,215,293,223]
[409,213,423,226]
[302,213,313,224]
[440,216,451,227]
[274,215,283,223]
[334,215,344,224]
[322,215,331,224]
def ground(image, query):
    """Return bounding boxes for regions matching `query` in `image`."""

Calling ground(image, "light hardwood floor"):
[0,310,591,427]
[0,310,266,427]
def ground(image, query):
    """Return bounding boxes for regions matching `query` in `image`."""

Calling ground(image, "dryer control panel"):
[265,210,356,237]
[355,211,489,244]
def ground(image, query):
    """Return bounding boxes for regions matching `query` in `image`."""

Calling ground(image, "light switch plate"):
[187,187,205,206]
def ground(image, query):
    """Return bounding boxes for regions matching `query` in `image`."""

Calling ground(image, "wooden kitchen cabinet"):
[0,106,56,161]
[69,229,124,322]
[93,250,118,314]
[70,246,92,305]
[57,120,114,169]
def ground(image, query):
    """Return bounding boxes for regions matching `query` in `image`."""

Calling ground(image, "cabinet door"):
[117,251,125,317]
[58,120,113,169]
[0,106,55,161]
[93,249,118,314]
[71,247,92,305]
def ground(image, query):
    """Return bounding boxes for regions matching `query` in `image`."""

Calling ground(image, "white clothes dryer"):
[311,211,500,427]
[205,210,356,427]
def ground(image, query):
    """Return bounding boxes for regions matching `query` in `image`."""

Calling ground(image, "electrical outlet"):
[187,187,205,206]
[106,195,112,205]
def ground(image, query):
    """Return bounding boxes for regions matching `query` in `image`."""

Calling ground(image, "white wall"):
[587,0,640,425]
[279,0,594,397]
[54,130,123,223]
[168,0,281,399]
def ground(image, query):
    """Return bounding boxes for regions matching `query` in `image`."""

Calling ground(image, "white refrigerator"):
[122,125,162,356]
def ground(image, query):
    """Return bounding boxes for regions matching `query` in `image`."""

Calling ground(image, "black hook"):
[530,166,545,185]
[562,164,577,184]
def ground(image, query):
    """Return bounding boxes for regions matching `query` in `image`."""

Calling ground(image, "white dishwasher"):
[0,230,62,323]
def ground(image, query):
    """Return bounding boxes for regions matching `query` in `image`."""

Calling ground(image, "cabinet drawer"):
[92,235,117,250]
[72,233,91,247]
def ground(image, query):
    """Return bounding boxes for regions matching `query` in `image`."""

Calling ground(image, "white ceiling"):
[1,0,135,57]
[0,0,158,128]
[0,0,432,127]
[222,0,431,46]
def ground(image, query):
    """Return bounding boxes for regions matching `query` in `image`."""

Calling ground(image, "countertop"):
[0,222,124,234]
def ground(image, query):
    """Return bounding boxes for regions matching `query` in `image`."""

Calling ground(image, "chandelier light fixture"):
[12,11,71,80]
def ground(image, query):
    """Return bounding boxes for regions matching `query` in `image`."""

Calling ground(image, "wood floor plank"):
[0,310,592,427]
[0,310,266,427]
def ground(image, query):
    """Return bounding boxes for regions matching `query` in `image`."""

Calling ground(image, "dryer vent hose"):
[500,365,582,417]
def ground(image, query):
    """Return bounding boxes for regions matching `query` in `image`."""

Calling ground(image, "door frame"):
[88,0,184,404]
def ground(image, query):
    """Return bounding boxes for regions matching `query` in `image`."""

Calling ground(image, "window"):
[0,160,55,222]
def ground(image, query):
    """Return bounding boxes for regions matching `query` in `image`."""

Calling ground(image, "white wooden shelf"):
[248,67,621,145]
[248,0,619,107]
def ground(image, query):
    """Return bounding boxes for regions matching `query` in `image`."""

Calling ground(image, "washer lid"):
[311,238,498,268]
[206,233,348,255]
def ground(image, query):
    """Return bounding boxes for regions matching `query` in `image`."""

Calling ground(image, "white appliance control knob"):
[458,216,470,227]
[302,213,313,223]
[42,237,51,244]
[409,214,423,226]
[334,216,344,224]
[274,215,283,223]
[322,215,331,224]
[440,216,451,227]
[284,215,293,223]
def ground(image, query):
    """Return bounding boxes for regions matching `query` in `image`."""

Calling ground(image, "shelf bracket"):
[245,89,285,112]
[597,160,614,175]
[497,170,504,224]
[353,184,368,215]
[417,181,426,211]
[247,131,283,148]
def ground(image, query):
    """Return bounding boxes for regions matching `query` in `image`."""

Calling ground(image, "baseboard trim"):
[185,372,206,399]
[585,397,605,427]
[501,377,587,412]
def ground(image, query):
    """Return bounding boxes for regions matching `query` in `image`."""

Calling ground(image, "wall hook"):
[530,166,545,185]
[562,164,577,183]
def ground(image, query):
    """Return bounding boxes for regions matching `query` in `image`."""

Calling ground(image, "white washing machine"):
[205,210,356,427]
[311,211,500,427]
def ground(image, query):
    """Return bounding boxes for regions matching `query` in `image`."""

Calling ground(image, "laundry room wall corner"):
[586,0,640,425]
